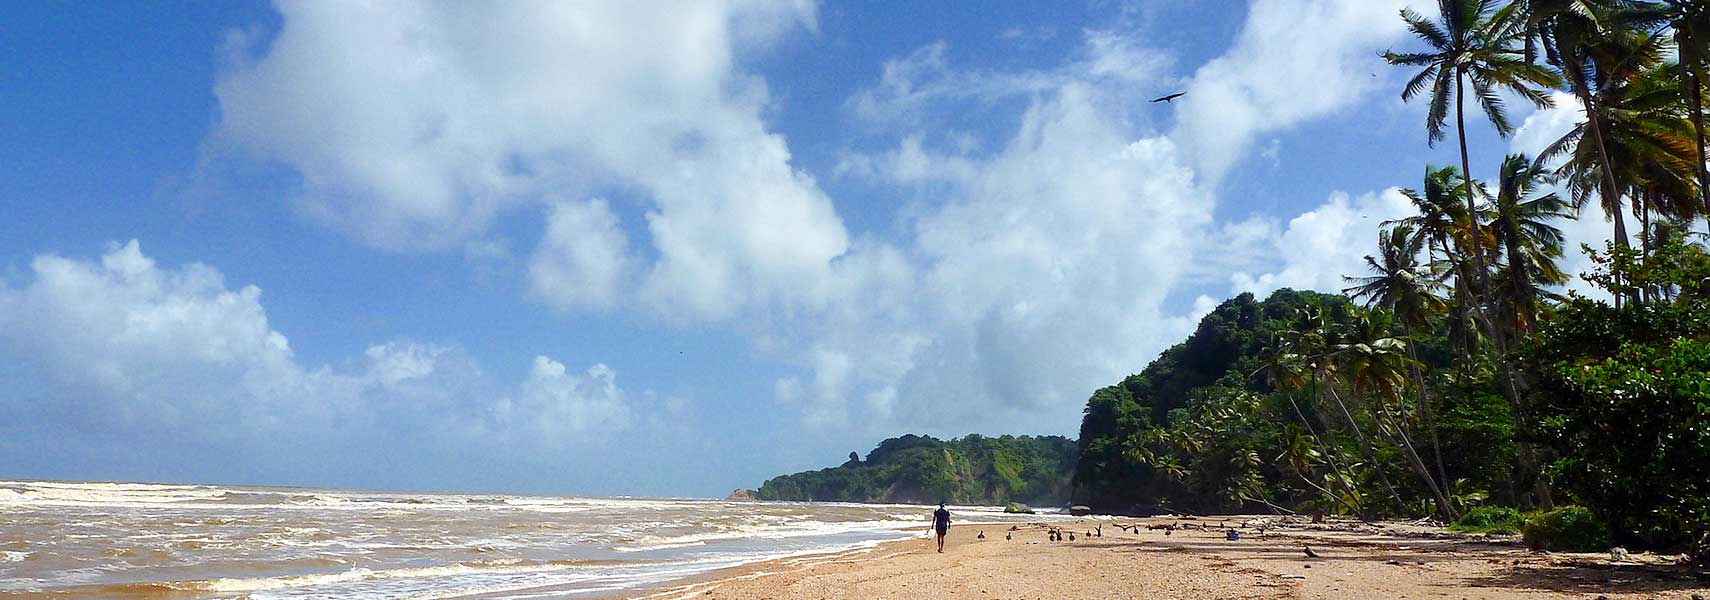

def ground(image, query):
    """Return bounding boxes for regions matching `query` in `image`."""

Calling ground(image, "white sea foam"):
[7,479,1068,599]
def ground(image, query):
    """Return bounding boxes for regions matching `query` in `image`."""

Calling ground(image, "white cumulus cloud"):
[208,0,846,321]
[0,241,654,487]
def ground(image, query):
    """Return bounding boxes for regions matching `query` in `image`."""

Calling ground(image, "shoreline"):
[589,517,1710,600]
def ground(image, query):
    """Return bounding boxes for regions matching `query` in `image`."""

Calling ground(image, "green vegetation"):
[1452,506,1524,534]
[756,434,1077,506]
[1069,0,1710,562]
[1523,506,1609,552]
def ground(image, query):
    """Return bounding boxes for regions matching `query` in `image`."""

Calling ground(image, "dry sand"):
[615,517,1710,600]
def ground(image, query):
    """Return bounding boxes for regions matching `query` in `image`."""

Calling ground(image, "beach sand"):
[615,518,1710,600]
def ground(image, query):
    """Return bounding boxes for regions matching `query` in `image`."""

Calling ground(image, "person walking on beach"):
[932,502,951,553]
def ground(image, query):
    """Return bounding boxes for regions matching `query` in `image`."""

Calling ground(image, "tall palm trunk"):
[1564,46,1635,307]
[1687,66,1710,218]
[1283,391,1364,517]
[1318,375,1406,517]
[1455,73,1498,308]
[1400,320,1451,495]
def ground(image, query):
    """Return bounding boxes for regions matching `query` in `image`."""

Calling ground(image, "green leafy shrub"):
[1522,506,1608,552]
[1451,506,1522,534]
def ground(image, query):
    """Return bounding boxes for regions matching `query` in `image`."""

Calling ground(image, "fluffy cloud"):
[209,0,845,321]
[1174,0,1421,182]
[785,38,1214,436]
[527,199,636,311]
[197,0,1450,443]
[1229,188,1420,297]
[0,242,648,486]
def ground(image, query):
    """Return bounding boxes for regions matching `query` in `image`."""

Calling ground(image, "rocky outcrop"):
[726,489,758,501]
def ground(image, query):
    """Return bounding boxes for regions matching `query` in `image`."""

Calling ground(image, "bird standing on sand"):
[1151,92,1186,103]
[977,531,985,540]
[1005,532,1012,541]
[1068,532,1076,541]
[1303,545,1320,558]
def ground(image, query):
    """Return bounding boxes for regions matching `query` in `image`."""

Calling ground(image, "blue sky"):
[0,0,1606,497]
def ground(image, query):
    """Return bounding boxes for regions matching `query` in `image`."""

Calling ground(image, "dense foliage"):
[755,434,1077,505]
[1522,240,1710,554]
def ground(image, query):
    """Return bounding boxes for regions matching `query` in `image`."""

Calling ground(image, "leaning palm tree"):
[1344,225,1452,498]
[1331,311,1456,522]
[1385,0,1563,307]
[1488,154,1572,336]
[1535,26,1680,253]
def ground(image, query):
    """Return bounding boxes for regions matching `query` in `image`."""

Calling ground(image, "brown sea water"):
[0,480,1070,598]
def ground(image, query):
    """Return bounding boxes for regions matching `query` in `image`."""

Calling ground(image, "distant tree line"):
[756,434,1078,506]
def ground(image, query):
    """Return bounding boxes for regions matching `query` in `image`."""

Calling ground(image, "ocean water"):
[0,480,1070,598]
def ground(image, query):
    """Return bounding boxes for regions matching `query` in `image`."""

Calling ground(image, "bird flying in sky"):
[1151,92,1186,103]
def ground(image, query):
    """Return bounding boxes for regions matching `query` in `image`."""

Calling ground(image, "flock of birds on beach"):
[970,517,1324,559]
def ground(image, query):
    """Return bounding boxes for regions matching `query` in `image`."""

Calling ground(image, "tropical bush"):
[1523,506,1608,553]
[1452,506,1523,534]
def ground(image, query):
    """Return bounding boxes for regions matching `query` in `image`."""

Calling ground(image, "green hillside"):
[755,434,1077,506]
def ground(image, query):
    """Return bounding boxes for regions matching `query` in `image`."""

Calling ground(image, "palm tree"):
[1385,0,1562,309]
[1488,154,1572,335]
[1344,225,1449,330]
[1535,26,1685,259]
[1660,0,1710,215]
[1343,225,1453,506]
[1389,166,1486,356]
[1264,307,1414,519]
[1331,312,1457,521]
[1389,165,1553,509]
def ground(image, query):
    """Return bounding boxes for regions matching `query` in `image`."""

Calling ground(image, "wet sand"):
[613,517,1710,600]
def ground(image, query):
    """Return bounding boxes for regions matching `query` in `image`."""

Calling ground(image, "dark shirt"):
[932,507,950,530]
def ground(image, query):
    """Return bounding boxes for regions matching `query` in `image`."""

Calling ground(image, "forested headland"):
[754,434,1077,506]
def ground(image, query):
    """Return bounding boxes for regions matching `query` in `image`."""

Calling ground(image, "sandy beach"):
[617,518,1710,600]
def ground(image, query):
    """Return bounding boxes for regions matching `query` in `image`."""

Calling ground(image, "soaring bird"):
[1151,92,1186,103]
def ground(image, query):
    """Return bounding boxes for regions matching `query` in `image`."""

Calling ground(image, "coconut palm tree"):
[1388,166,1487,357]
[1344,225,1449,330]
[1331,312,1457,521]
[1537,41,1700,278]
[1385,0,1562,308]
[1343,225,1453,503]
[1660,0,1710,215]
[1488,154,1572,335]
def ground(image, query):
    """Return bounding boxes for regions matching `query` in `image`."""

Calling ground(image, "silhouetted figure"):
[932,502,951,553]
[977,531,985,540]
[1151,92,1186,103]
[1005,531,1012,541]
